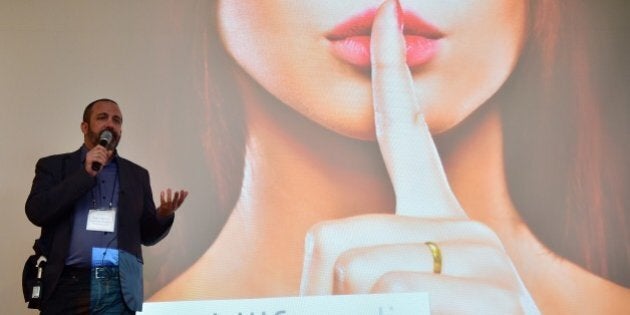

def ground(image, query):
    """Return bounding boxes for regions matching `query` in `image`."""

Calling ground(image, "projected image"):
[146,0,628,313]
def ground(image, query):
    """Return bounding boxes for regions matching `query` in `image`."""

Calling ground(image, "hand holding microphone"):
[86,130,114,176]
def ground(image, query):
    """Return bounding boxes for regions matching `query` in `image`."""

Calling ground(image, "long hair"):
[202,1,629,286]
[499,0,628,286]
[199,3,247,218]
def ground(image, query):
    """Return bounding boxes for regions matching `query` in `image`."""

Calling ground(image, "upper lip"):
[326,8,443,41]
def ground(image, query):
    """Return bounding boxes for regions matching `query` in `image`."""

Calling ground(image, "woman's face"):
[218,1,527,139]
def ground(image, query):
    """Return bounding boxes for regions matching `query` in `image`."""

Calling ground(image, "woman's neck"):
[205,83,530,297]
[436,104,524,237]
[203,66,565,296]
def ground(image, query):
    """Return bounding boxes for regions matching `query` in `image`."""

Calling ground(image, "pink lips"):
[326,8,443,69]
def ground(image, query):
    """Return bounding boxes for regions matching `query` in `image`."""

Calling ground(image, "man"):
[25,98,188,314]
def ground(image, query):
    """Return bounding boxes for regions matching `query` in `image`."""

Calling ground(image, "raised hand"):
[157,188,189,218]
[370,0,465,219]
[299,1,538,313]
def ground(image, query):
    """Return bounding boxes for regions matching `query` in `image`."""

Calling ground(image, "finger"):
[176,190,189,208]
[173,191,181,208]
[160,190,166,206]
[371,0,464,218]
[174,190,186,209]
[93,152,107,165]
[332,241,516,295]
[93,146,107,157]
[300,214,499,295]
[90,147,106,160]
[371,273,524,314]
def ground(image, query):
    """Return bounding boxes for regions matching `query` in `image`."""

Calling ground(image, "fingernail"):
[395,0,404,32]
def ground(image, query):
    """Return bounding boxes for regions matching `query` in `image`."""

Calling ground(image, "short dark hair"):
[83,98,118,123]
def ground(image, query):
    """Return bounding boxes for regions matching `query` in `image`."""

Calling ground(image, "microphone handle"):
[91,139,109,172]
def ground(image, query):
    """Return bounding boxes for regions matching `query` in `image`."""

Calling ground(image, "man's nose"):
[104,118,116,129]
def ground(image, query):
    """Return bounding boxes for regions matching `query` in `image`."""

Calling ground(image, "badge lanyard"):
[86,171,118,233]
[91,171,118,210]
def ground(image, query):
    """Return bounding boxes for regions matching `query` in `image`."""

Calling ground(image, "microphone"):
[91,130,113,171]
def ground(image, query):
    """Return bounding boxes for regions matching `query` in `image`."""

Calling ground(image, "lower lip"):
[329,35,439,69]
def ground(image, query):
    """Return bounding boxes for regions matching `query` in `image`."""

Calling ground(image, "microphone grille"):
[99,130,113,145]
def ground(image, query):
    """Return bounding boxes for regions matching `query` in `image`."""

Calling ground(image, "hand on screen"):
[300,1,535,313]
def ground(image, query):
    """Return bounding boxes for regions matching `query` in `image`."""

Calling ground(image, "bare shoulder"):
[509,226,630,314]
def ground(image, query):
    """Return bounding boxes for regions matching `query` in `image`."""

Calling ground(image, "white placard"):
[86,208,116,232]
[140,292,430,315]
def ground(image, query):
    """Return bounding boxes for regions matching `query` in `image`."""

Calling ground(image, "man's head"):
[81,98,123,149]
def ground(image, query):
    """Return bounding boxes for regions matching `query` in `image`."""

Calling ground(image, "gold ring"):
[424,241,442,274]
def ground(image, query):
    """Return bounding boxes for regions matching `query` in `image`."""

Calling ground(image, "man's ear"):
[80,121,88,135]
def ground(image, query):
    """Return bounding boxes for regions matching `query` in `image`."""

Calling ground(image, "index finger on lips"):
[370,0,465,218]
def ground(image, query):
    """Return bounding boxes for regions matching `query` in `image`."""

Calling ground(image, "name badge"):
[86,208,116,232]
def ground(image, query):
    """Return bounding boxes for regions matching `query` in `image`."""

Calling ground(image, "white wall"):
[1,2,222,314]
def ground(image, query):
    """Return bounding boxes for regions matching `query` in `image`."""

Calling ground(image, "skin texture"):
[217,0,526,139]
[151,1,630,313]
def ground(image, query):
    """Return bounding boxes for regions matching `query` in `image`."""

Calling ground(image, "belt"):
[63,266,119,279]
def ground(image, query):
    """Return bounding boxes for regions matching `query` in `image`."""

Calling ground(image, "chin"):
[425,117,460,135]
[309,112,455,143]
[317,112,378,141]
[336,125,377,141]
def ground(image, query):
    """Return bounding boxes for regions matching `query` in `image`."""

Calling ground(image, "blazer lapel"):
[63,148,84,179]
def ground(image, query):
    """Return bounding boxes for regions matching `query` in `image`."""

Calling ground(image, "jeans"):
[41,266,134,315]
[90,266,134,315]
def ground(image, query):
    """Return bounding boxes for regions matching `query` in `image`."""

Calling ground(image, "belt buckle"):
[94,267,106,279]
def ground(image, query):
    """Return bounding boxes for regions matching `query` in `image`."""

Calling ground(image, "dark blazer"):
[25,147,174,311]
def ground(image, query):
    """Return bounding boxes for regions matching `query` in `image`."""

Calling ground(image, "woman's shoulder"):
[510,225,630,313]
